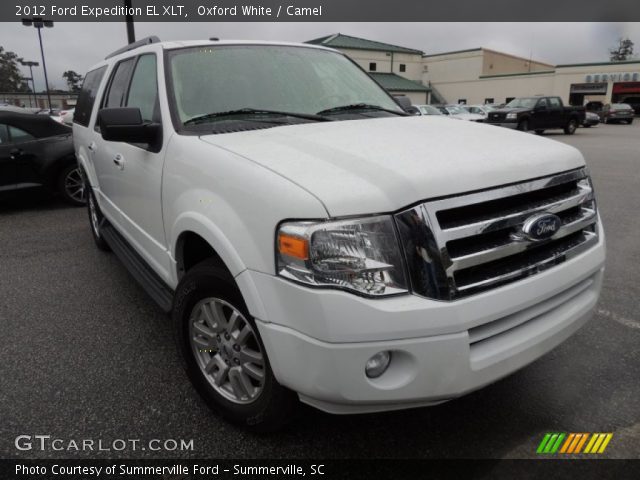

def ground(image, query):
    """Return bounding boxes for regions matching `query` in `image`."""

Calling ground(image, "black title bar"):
[3,0,639,22]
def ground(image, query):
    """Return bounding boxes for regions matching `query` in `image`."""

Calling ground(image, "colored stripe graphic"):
[538,433,613,454]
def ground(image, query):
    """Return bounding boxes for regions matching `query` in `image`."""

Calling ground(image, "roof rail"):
[105,36,161,60]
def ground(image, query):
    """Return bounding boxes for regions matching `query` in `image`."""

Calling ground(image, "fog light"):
[365,351,392,378]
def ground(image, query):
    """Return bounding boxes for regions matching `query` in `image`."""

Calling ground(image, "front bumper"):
[238,233,605,414]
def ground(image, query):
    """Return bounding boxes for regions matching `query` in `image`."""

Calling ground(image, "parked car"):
[582,111,600,128]
[435,104,484,121]
[486,96,585,134]
[75,37,604,431]
[585,101,604,114]
[620,96,640,115]
[0,111,85,205]
[600,104,634,124]
[463,104,497,117]
[415,104,444,116]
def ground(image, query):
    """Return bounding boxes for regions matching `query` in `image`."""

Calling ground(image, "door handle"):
[10,148,23,160]
[88,142,97,152]
[113,154,125,170]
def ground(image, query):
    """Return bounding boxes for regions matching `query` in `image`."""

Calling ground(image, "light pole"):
[125,0,136,44]
[21,17,54,113]
[19,60,39,108]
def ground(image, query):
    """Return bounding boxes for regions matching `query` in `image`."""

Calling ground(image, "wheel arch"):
[171,215,268,322]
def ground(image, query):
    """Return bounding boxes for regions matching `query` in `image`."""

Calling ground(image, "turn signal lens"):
[278,234,309,260]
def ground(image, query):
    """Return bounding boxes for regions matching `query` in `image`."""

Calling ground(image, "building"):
[306,33,431,104]
[0,92,77,110]
[423,48,640,107]
[306,33,640,110]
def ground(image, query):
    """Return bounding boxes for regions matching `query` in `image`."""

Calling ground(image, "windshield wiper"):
[184,108,331,126]
[316,103,407,116]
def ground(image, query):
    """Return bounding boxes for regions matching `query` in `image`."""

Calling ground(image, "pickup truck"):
[74,37,605,431]
[486,96,586,134]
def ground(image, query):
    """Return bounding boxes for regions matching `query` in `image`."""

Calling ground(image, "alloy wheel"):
[64,167,86,203]
[189,298,265,404]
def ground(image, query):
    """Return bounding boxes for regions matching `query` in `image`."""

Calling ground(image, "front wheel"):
[564,118,578,135]
[58,164,87,206]
[87,186,111,252]
[627,119,634,125]
[535,129,545,135]
[173,260,298,432]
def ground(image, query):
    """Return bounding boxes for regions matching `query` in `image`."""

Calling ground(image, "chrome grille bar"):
[394,168,599,300]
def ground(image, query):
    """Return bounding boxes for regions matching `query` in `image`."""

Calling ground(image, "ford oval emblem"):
[521,213,562,241]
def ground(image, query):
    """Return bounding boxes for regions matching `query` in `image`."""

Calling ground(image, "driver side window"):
[537,98,548,108]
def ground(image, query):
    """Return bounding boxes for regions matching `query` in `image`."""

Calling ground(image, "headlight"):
[506,112,518,120]
[276,215,408,296]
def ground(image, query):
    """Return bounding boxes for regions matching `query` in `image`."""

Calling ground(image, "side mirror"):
[98,107,161,146]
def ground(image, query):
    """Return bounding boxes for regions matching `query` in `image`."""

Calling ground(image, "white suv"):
[74,37,605,431]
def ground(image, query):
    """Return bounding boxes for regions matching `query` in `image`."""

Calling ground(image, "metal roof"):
[369,73,431,92]
[306,33,424,55]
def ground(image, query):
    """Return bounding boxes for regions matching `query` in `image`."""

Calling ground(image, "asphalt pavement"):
[0,122,638,459]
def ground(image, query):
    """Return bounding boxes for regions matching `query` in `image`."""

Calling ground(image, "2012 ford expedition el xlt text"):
[74,37,605,431]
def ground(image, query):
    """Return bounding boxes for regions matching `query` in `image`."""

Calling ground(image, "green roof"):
[306,33,423,55]
[369,73,430,92]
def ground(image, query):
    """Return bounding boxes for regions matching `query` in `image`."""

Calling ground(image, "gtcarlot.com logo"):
[537,433,613,455]
[15,435,194,452]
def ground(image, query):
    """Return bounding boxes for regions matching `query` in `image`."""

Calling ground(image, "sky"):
[1,22,639,91]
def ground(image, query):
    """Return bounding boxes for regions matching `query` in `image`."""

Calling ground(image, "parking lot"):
[0,122,638,460]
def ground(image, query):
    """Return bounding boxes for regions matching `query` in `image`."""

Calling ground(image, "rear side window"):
[8,126,35,143]
[126,54,158,122]
[104,58,136,108]
[74,66,107,127]
[0,124,8,144]
[549,98,561,108]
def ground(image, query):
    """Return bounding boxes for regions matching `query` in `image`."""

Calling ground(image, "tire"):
[58,164,87,206]
[87,186,111,252]
[517,119,529,132]
[564,118,577,135]
[627,119,634,125]
[172,260,298,432]
[583,124,591,128]
[535,129,544,135]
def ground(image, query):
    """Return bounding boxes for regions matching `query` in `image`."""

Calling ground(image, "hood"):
[199,116,585,217]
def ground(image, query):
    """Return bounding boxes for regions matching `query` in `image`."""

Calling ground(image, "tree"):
[0,46,29,92]
[609,38,635,62]
[63,70,83,92]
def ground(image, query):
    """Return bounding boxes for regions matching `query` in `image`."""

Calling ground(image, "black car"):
[0,111,85,205]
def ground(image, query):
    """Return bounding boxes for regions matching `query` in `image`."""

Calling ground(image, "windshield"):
[446,106,466,115]
[167,45,402,127]
[505,98,538,109]
[419,105,442,115]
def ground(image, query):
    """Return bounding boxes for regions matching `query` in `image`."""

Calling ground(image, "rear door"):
[548,97,564,127]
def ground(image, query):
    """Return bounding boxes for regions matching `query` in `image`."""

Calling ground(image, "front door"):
[0,124,16,191]
[95,53,171,282]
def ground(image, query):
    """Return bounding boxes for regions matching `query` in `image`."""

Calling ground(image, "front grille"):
[488,112,506,122]
[395,168,599,300]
